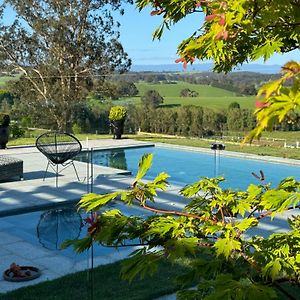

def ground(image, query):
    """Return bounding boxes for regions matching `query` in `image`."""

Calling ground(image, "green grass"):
[112,81,256,110]
[134,134,300,160]
[0,75,19,88]
[162,95,255,110]
[136,81,236,97]
[7,133,112,147]
[0,259,189,300]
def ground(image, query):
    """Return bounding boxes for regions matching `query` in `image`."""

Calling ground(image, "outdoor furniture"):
[0,155,23,182]
[36,132,82,187]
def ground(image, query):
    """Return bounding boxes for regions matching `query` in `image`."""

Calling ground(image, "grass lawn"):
[7,133,112,147]
[0,258,297,300]
[133,134,300,160]
[0,259,189,300]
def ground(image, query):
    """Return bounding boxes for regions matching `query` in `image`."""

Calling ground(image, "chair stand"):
[43,160,80,187]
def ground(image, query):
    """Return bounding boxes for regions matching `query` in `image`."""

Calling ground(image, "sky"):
[1,1,299,66]
[116,3,299,66]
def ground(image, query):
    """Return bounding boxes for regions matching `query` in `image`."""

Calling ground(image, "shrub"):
[72,123,82,134]
[109,106,127,122]
[10,123,25,138]
[0,113,10,127]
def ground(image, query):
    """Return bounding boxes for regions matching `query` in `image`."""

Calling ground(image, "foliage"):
[109,106,127,121]
[245,61,300,142]
[180,88,199,97]
[0,0,131,131]
[228,102,240,109]
[9,123,25,138]
[128,105,255,137]
[141,89,164,108]
[135,0,299,73]
[72,123,83,134]
[116,81,139,98]
[0,112,10,126]
[65,154,300,299]
[0,89,14,105]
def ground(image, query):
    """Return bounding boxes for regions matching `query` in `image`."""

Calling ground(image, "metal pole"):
[56,164,58,187]
[216,149,220,177]
[214,149,217,177]
[90,148,94,193]
[86,149,90,193]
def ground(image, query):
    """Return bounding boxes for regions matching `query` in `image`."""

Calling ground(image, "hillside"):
[114,81,256,110]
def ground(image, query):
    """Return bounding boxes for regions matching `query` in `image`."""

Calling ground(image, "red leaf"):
[255,101,270,108]
[205,14,217,21]
[218,17,225,26]
[223,30,228,40]
[150,9,164,16]
[175,57,185,63]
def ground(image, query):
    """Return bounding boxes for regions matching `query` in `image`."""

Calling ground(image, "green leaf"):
[78,192,120,211]
[262,258,282,280]
[165,237,199,259]
[214,236,241,259]
[121,248,162,282]
[235,218,258,232]
[61,236,93,253]
[135,153,153,181]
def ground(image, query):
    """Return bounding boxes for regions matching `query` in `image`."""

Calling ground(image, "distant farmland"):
[0,76,16,88]
[114,81,256,110]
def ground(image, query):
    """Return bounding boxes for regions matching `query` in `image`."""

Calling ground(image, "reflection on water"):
[108,150,127,170]
[77,149,128,171]
[37,208,83,250]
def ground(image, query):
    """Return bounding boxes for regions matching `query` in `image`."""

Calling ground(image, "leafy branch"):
[63,153,300,299]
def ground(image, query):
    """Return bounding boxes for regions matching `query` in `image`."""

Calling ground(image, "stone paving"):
[0,139,298,296]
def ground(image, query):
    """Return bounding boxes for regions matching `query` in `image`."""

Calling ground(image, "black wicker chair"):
[36,132,82,187]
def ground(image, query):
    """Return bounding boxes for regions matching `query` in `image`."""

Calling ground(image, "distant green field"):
[0,75,19,88]
[163,96,255,110]
[136,81,236,97]
[113,81,256,110]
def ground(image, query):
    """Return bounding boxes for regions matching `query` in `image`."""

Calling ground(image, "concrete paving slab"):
[2,241,53,260]
[34,255,77,276]
[0,232,23,245]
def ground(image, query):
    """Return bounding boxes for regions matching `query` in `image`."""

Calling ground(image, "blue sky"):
[1,1,299,66]
[117,3,299,66]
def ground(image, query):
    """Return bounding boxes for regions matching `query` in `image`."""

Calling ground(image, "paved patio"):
[0,139,297,295]
[0,139,154,216]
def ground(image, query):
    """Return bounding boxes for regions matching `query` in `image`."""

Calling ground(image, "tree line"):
[111,71,280,96]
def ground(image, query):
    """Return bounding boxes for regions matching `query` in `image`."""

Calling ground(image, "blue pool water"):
[83,146,300,190]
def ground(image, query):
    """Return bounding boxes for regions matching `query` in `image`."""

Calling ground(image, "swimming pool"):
[79,146,300,189]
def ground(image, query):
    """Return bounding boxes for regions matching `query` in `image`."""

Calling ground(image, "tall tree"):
[0,0,131,131]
